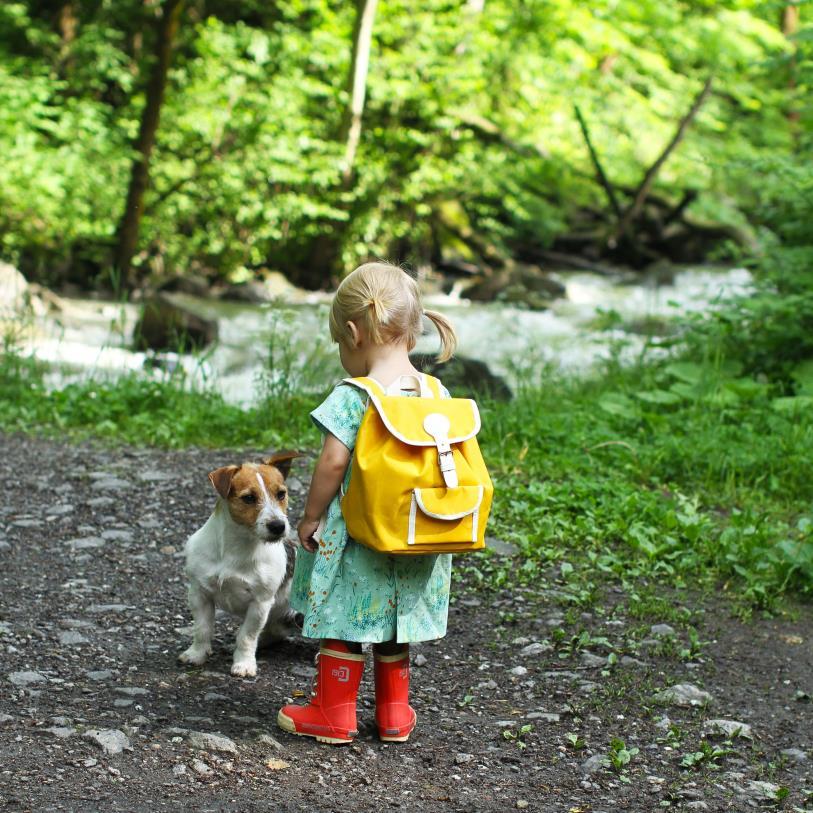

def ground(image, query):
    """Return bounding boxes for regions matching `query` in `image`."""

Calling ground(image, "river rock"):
[780,747,807,762]
[734,780,783,802]
[411,353,512,401]
[134,294,218,353]
[703,719,753,740]
[462,263,566,310]
[654,683,713,707]
[84,729,131,755]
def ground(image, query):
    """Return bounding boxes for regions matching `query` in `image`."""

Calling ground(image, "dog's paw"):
[230,659,257,678]
[178,646,211,666]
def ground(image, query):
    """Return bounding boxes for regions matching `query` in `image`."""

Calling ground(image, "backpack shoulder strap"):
[422,374,443,399]
[343,376,385,400]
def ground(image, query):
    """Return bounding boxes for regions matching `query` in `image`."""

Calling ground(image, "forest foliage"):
[0,0,811,289]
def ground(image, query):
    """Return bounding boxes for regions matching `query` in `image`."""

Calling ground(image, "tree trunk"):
[55,2,78,75]
[293,0,378,289]
[114,0,185,289]
[339,0,378,187]
[781,5,801,146]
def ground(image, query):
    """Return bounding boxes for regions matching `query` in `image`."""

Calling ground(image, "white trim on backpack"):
[407,486,484,546]
[343,378,481,447]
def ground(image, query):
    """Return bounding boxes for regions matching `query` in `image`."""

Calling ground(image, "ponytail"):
[424,309,458,363]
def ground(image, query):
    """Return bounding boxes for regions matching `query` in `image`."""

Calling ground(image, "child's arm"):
[298,433,351,552]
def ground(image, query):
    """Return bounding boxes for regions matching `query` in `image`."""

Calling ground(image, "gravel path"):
[1,433,811,812]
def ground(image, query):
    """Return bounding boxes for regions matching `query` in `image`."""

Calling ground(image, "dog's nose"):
[266,520,286,538]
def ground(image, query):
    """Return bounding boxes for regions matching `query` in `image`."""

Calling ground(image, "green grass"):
[1,343,811,609]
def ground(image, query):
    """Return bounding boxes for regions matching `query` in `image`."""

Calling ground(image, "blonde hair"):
[329,262,457,362]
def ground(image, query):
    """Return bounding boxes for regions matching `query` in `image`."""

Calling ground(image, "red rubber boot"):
[374,647,417,742]
[277,640,365,744]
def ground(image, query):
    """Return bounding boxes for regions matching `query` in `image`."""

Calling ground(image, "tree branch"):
[610,76,713,246]
[574,105,623,219]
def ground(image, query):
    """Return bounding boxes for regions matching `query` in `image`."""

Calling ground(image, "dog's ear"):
[208,465,239,499]
[263,450,303,480]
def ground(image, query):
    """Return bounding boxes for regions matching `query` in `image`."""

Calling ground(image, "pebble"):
[187,731,238,754]
[455,752,474,764]
[580,652,606,668]
[8,671,47,687]
[703,719,753,740]
[413,654,428,667]
[620,656,646,668]
[172,764,186,776]
[257,733,285,751]
[86,670,113,681]
[137,469,174,483]
[91,478,131,491]
[526,712,560,723]
[84,729,131,755]
[520,642,552,657]
[115,687,149,697]
[509,666,528,677]
[87,604,131,614]
[580,754,607,774]
[780,747,807,762]
[87,497,114,508]
[651,624,676,637]
[191,759,211,776]
[66,537,106,550]
[735,780,783,802]
[42,726,75,739]
[101,529,134,543]
[0,714,14,724]
[58,631,88,646]
[653,683,713,707]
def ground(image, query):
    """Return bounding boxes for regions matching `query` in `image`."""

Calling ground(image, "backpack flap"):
[408,485,485,548]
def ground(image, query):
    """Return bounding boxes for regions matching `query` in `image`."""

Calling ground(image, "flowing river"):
[17,266,752,405]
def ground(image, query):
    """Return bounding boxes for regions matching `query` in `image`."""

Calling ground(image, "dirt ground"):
[1,433,811,812]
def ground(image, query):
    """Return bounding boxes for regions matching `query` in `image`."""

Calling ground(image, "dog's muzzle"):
[265,520,287,541]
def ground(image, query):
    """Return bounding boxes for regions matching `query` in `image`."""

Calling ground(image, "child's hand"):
[298,517,320,553]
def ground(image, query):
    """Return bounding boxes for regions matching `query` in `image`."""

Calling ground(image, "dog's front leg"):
[231,600,272,677]
[179,584,215,666]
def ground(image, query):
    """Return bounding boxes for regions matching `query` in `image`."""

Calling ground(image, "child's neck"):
[365,343,421,390]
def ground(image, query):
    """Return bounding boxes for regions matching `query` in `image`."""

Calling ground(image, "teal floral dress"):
[289,379,452,643]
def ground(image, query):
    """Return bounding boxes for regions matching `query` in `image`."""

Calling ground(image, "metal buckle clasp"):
[424,414,459,488]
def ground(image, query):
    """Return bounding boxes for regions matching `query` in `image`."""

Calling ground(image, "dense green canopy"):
[0,1,810,289]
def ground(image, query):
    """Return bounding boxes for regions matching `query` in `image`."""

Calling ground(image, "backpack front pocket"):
[407,485,484,548]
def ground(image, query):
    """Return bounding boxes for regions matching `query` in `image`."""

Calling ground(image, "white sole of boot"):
[276,710,355,745]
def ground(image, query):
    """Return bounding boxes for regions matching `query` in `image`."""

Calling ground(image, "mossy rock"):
[411,353,512,401]
[133,294,218,352]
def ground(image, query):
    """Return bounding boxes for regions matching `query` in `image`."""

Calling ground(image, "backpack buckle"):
[424,413,459,488]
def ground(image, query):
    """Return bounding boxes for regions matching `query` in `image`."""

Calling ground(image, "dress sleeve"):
[310,383,368,450]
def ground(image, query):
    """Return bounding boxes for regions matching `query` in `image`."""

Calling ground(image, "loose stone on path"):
[187,731,238,754]
[653,683,713,707]
[703,719,753,740]
[84,729,131,755]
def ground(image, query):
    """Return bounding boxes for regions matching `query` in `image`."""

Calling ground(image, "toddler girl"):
[277,261,457,744]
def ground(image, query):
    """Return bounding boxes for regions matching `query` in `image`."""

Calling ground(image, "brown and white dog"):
[179,451,302,677]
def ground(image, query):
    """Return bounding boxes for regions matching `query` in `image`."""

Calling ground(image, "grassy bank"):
[2,339,810,612]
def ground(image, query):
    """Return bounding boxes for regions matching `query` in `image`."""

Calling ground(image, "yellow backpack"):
[340,374,493,555]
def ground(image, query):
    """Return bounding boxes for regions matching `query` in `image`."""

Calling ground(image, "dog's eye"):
[276,490,287,501]
[241,493,257,504]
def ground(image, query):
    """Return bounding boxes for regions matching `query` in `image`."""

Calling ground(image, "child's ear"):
[346,320,362,348]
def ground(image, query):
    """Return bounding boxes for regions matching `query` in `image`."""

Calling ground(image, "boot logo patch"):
[332,666,351,683]
[399,667,409,680]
